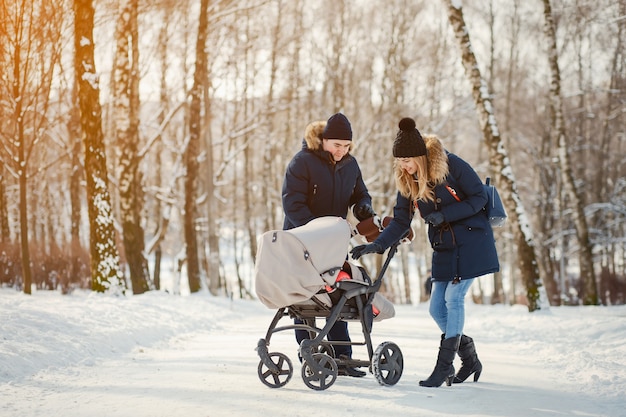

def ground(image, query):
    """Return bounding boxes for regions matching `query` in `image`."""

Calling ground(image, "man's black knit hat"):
[323,113,352,140]
[392,117,426,157]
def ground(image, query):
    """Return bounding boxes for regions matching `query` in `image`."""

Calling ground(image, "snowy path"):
[1,291,624,417]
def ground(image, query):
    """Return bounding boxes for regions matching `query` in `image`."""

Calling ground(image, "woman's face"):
[322,139,351,161]
[397,157,418,175]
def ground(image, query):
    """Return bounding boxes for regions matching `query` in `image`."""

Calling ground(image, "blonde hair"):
[394,154,448,203]
[394,134,449,204]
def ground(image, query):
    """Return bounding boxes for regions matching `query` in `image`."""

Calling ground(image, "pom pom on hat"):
[393,117,427,158]
[398,117,416,131]
[323,113,352,140]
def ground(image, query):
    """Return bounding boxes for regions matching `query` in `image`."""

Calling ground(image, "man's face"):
[322,139,351,161]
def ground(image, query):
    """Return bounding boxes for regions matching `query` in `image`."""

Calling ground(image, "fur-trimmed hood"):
[423,134,449,184]
[303,120,326,150]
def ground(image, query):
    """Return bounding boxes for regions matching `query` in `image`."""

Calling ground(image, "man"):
[282,112,375,377]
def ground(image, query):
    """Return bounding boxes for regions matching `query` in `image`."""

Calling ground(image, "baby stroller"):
[254,216,405,391]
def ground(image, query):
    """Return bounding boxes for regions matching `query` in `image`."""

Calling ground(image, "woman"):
[282,112,375,377]
[351,117,499,387]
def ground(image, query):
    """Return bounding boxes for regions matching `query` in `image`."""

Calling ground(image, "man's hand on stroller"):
[354,203,376,221]
[350,242,384,259]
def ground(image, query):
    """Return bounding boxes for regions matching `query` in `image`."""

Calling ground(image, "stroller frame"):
[256,237,405,391]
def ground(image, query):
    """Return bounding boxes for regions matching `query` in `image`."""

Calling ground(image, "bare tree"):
[112,0,150,294]
[0,0,65,294]
[2,0,35,294]
[0,174,8,243]
[150,7,171,291]
[441,0,543,311]
[596,0,626,305]
[73,0,124,294]
[0,0,622,307]
[373,0,429,303]
[184,0,210,293]
[542,0,598,305]
[203,88,219,295]
[0,24,9,245]
[261,0,287,235]
[67,73,86,293]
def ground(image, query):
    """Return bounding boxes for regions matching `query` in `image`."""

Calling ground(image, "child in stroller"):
[255,216,405,391]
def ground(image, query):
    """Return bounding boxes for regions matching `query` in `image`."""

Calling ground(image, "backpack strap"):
[445,184,462,202]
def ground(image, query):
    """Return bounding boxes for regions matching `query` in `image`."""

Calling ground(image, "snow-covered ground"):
[1,288,625,417]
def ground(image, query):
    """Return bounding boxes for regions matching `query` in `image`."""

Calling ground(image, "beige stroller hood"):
[254,217,351,309]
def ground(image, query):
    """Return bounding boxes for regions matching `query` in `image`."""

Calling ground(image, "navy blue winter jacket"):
[282,136,371,231]
[375,137,499,281]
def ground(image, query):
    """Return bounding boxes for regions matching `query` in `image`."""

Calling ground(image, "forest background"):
[0,0,624,312]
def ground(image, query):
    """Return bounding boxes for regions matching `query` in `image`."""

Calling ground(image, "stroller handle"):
[371,230,407,285]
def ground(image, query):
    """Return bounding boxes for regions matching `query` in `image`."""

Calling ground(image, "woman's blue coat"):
[376,151,499,282]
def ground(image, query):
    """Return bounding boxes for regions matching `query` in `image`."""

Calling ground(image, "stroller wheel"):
[301,353,338,391]
[317,342,335,358]
[372,341,403,386]
[257,352,293,388]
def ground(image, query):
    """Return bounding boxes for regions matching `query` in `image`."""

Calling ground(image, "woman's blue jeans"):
[429,278,475,338]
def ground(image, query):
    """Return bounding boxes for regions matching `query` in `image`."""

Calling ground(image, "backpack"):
[483,177,507,227]
[444,177,507,227]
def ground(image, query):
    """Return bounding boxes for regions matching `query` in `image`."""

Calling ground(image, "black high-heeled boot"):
[453,334,482,383]
[419,335,460,387]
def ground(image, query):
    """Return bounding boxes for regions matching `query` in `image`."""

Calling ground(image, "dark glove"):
[424,211,445,227]
[354,204,376,221]
[350,242,384,260]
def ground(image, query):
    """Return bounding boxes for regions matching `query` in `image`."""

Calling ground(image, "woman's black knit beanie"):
[392,117,426,157]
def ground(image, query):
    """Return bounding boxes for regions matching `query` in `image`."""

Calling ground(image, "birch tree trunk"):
[184,0,209,293]
[542,0,598,305]
[113,0,150,294]
[73,0,124,294]
[442,0,543,311]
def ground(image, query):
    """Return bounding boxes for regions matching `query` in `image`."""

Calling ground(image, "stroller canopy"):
[255,217,351,309]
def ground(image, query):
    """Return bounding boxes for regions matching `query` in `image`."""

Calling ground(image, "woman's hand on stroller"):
[350,242,384,259]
